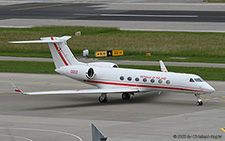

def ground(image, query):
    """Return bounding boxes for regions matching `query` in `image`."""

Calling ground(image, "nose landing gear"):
[195,94,203,106]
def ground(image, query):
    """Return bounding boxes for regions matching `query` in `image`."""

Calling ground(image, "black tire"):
[99,96,107,103]
[122,93,130,100]
[196,101,203,106]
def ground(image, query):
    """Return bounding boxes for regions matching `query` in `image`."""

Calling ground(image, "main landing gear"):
[195,94,203,106]
[122,93,134,100]
[99,93,107,103]
[98,93,134,103]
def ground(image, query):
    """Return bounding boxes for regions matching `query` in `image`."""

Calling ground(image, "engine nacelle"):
[87,62,119,68]
[55,65,96,80]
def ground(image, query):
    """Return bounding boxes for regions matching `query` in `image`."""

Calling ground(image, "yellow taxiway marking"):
[213,97,225,102]
[201,95,212,98]
[221,128,225,132]
[206,104,225,110]
[155,99,225,110]
[222,96,225,98]
[0,91,11,94]
[155,99,193,104]
[13,0,101,11]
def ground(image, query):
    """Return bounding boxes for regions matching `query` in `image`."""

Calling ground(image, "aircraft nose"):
[206,84,215,93]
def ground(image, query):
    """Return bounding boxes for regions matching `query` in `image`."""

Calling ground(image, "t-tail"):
[9,36,84,69]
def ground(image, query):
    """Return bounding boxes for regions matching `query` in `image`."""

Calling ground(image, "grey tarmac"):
[1,1,225,32]
[0,72,225,141]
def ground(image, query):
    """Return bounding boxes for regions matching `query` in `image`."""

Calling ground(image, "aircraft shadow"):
[25,91,165,111]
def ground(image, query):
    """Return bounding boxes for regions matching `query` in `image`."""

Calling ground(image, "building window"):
[158,79,162,84]
[120,76,124,80]
[127,77,132,81]
[135,77,139,81]
[143,78,147,82]
[150,79,155,83]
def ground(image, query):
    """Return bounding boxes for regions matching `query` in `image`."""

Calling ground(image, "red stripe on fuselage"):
[51,37,69,66]
[87,80,204,93]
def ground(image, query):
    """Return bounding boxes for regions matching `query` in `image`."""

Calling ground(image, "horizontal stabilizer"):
[9,36,71,44]
[9,40,62,44]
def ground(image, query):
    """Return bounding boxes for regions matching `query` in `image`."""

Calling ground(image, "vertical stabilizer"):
[44,36,83,68]
[92,123,107,141]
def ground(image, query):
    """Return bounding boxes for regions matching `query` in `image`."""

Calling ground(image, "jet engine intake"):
[86,68,95,79]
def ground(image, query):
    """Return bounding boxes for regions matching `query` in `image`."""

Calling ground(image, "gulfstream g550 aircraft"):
[9,36,215,106]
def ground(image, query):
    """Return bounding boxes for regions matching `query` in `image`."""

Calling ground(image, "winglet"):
[159,60,168,73]
[9,79,25,95]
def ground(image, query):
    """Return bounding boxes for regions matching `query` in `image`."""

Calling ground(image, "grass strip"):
[0,61,56,74]
[0,61,224,81]
[1,26,225,63]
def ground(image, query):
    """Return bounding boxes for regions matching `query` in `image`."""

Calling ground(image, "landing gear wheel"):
[196,100,203,106]
[122,93,130,100]
[195,94,203,106]
[99,94,108,103]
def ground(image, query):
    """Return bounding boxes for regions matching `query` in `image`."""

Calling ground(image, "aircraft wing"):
[10,79,139,95]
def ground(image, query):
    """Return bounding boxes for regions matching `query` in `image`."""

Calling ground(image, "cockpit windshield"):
[189,78,194,82]
[189,78,204,82]
[194,78,204,82]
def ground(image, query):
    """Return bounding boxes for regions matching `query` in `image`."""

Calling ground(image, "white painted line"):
[0,26,33,28]
[0,134,34,141]
[74,13,199,18]
[74,13,99,16]
[0,127,83,141]
[100,14,199,18]
[120,28,225,33]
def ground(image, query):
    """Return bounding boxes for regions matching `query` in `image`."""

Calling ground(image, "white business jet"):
[9,36,215,106]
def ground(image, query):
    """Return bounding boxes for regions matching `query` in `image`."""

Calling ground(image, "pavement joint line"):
[13,3,74,11]
[6,3,50,7]
[13,0,102,11]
